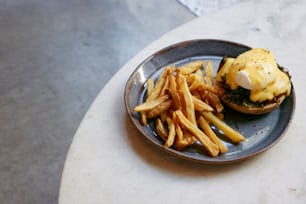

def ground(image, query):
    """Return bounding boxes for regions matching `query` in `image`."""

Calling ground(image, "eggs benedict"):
[216,48,291,114]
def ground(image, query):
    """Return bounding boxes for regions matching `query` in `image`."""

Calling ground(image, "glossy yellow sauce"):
[216,48,291,102]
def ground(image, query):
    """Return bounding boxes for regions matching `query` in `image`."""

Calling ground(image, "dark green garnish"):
[222,84,264,108]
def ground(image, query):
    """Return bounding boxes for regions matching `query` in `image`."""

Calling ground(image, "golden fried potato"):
[165,116,176,147]
[134,95,170,112]
[201,112,244,143]
[192,95,214,112]
[178,74,196,125]
[134,60,245,157]
[147,66,174,101]
[174,110,219,157]
[146,99,173,119]
[155,118,168,141]
[198,116,228,154]
[177,60,205,75]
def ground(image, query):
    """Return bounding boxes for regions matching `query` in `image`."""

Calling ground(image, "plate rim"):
[124,39,296,164]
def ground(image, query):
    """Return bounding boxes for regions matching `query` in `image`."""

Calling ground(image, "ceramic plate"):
[124,39,295,164]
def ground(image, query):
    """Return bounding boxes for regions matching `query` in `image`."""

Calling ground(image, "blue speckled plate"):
[124,39,295,164]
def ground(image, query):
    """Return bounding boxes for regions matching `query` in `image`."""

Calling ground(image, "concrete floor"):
[0,1,194,203]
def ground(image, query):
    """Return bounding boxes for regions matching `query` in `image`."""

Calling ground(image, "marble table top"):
[59,0,306,203]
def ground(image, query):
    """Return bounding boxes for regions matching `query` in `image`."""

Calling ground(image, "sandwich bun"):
[220,93,286,115]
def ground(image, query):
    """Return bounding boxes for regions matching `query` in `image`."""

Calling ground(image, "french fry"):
[188,74,202,91]
[135,60,245,157]
[215,112,224,121]
[182,131,197,146]
[174,110,219,157]
[198,116,228,154]
[165,116,176,147]
[156,118,168,141]
[192,95,214,112]
[176,73,186,113]
[194,69,203,80]
[199,83,223,96]
[173,113,195,150]
[147,66,174,101]
[140,112,147,125]
[177,60,205,75]
[159,74,170,97]
[159,111,168,123]
[174,74,197,148]
[178,74,196,125]
[147,78,154,97]
[201,111,244,143]
[173,122,188,150]
[169,75,182,110]
[206,92,224,113]
[190,89,201,100]
[203,60,214,86]
[140,78,155,125]
[146,99,173,119]
[203,77,212,87]
[134,95,169,112]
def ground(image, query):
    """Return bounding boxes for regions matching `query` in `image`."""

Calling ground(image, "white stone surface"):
[178,0,251,16]
[59,0,306,203]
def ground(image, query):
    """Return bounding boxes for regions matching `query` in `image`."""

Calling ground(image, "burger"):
[216,48,291,115]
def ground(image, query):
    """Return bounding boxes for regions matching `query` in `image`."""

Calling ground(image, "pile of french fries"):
[134,60,244,157]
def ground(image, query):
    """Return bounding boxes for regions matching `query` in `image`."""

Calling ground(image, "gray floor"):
[0,1,194,203]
